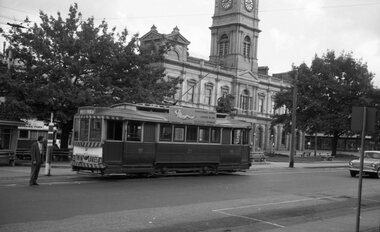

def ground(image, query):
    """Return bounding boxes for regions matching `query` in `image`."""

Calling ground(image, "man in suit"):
[29,136,44,186]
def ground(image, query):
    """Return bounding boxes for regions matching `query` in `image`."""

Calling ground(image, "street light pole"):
[355,106,366,232]
[45,113,54,176]
[289,68,298,168]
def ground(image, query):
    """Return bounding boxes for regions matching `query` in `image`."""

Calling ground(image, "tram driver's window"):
[107,120,123,141]
[127,121,142,141]
[73,118,80,141]
[160,124,172,141]
[89,119,102,141]
[232,129,242,144]
[80,118,89,141]
[210,128,221,143]
[173,125,185,142]
[186,126,197,142]
[199,127,209,143]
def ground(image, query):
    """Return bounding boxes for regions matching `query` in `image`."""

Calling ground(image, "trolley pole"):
[289,68,298,168]
[45,113,54,176]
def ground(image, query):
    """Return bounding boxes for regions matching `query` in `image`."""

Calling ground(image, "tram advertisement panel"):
[169,107,216,125]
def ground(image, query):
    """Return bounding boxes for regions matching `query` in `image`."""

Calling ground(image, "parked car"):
[348,151,380,178]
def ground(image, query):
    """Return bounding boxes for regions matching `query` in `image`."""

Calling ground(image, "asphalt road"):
[0,167,379,232]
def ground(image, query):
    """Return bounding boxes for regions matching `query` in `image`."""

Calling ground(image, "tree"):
[1,4,179,148]
[273,51,374,156]
[216,94,235,114]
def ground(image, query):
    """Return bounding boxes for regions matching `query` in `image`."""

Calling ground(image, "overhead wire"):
[0,1,379,24]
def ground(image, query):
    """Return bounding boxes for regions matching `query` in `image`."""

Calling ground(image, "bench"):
[15,149,31,160]
[52,149,72,161]
[319,152,333,161]
[16,148,72,161]
[250,152,266,163]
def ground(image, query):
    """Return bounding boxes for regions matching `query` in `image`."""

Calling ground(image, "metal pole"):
[289,69,298,168]
[45,113,54,176]
[355,106,366,232]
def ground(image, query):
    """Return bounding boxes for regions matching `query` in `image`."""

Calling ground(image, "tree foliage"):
[1,4,180,147]
[216,94,235,114]
[272,50,375,155]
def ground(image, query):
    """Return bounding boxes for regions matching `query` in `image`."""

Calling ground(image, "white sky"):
[1,0,379,87]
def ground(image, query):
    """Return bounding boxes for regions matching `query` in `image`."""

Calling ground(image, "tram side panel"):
[103,141,123,172]
[155,143,220,169]
[123,142,156,173]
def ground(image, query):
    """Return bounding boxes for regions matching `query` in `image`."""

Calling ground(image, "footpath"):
[0,160,348,179]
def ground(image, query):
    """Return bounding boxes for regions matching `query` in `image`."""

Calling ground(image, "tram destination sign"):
[169,107,216,125]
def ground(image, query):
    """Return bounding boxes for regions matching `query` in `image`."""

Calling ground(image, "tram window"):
[107,120,123,141]
[242,129,249,144]
[160,124,172,141]
[127,121,142,141]
[143,123,155,142]
[222,128,231,144]
[186,125,197,142]
[19,130,29,139]
[89,119,102,141]
[173,125,185,142]
[210,128,221,143]
[80,118,89,141]
[199,127,209,143]
[232,129,242,144]
[73,118,80,141]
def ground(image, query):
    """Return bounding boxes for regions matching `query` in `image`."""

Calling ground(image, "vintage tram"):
[71,103,252,175]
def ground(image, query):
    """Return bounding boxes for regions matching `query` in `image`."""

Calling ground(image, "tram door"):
[103,120,124,164]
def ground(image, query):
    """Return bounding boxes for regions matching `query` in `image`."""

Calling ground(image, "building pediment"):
[165,32,190,46]
[140,25,190,46]
[238,70,259,82]
[140,31,164,42]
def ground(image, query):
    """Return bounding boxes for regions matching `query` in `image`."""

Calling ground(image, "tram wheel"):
[160,167,168,175]
[202,166,211,175]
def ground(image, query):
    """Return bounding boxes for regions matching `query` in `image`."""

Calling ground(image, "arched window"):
[219,34,229,56]
[240,89,250,111]
[221,86,229,97]
[281,130,287,146]
[256,127,263,150]
[243,36,251,57]
[258,93,265,113]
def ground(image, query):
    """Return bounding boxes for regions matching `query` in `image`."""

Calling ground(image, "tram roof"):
[76,106,251,128]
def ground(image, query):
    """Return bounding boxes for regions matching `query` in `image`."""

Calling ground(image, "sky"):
[1,0,379,86]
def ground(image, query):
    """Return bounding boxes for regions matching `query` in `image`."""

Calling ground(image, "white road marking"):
[363,198,380,203]
[248,169,345,176]
[213,209,285,228]
[212,196,343,229]
[213,196,338,211]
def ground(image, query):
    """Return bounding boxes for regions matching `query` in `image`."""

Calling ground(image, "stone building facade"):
[140,0,305,152]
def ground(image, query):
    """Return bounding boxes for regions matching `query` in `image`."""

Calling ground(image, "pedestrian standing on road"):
[29,136,44,186]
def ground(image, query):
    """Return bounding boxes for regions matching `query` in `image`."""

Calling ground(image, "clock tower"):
[210,0,260,73]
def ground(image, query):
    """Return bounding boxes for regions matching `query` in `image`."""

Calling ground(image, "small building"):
[0,118,24,165]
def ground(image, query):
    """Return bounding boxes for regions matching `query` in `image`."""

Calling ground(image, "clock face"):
[221,0,232,9]
[244,0,254,11]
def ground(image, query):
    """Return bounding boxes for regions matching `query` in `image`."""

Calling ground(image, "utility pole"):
[289,68,298,168]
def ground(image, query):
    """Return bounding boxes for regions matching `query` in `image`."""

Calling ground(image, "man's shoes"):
[29,183,39,186]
